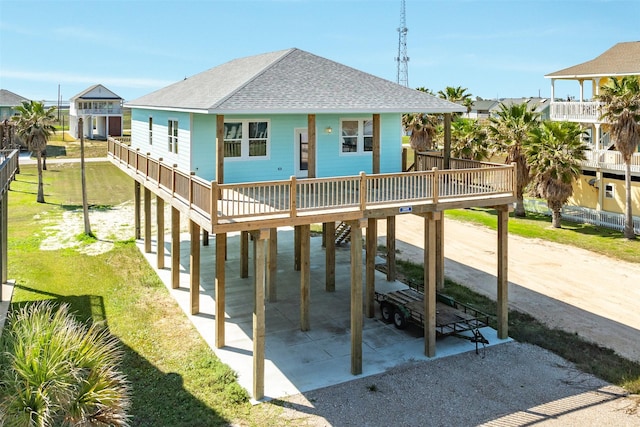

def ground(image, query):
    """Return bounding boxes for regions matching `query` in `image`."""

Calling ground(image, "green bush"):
[0,301,130,426]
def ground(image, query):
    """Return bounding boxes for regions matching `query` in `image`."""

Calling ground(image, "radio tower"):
[396,0,409,87]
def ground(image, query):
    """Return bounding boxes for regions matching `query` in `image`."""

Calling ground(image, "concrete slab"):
[137,226,511,402]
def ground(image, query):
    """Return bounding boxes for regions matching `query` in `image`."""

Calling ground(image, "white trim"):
[223,119,271,162]
[339,118,374,156]
[294,127,308,178]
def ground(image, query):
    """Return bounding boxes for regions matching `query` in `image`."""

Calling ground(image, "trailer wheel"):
[393,309,407,329]
[380,302,393,323]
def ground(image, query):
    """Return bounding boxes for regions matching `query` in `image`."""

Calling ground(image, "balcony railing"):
[550,101,603,123]
[75,108,123,115]
[107,138,516,230]
[0,149,19,198]
[583,150,640,173]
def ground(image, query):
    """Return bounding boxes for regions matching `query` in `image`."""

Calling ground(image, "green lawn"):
[4,163,281,426]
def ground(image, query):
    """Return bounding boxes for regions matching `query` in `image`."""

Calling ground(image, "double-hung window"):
[168,119,178,153]
[341,119,373,154]
[223,120,269,159]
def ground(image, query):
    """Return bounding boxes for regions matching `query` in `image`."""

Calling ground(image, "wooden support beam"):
[436,215,444,290]
[424,212,438,357]
[134,181,141,239]
[267,228,277,302]
[215,233,226,348]
[325,221,336,292]
[444,113,452,170]
[253,230,267,400]
[307,114,316,178]
[171,207,180,289]
[240,230,249,278]
[497,206,509,339]
[386,216,396,281]
[365,218,377,318]
[190,221,200,315]
[144,187,151,253]
[216,115,224,185]
[294,225,301,271]
[0,197,6,286]
[156,196,165,269]
[300,224,311,331]
[350,220,363,375]
[372,114,380,174]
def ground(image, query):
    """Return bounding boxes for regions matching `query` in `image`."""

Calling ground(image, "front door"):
[294,128,308,178]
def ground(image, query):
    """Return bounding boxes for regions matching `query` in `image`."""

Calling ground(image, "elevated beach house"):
[545,41,639,224]
[108,48,516,399]
[69,84,124,140]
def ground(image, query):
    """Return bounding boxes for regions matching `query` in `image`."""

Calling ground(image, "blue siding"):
[131,110,403,183]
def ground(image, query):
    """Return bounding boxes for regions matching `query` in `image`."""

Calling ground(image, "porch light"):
[325,126,332,134]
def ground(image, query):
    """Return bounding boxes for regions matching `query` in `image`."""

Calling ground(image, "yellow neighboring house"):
[545,41,640,227]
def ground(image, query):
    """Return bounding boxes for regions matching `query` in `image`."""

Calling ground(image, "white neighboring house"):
[69,84,123,140]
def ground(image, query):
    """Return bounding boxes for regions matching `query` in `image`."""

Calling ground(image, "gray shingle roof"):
[70,84,122,101]
[545,41,640,79]
[127,48,465,114]
[0,89,28,107]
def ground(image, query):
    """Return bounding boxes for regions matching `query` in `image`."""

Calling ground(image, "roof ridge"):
[209,48,296,110]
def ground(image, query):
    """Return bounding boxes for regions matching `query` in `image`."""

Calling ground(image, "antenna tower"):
[396,0,409,87]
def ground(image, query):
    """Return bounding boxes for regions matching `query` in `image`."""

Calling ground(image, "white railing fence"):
[524,199,640,235]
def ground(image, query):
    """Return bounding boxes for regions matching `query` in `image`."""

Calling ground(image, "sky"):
[1,0,639,104]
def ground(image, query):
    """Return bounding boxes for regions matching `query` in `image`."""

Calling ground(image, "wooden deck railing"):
[108,138,516,227]
[0,150,19,198]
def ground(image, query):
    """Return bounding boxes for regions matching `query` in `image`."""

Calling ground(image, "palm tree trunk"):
[36,151,45,203]
[551,207,562,228]
[624,161,636,239]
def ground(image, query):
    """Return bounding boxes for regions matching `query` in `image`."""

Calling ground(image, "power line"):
[395,0,409,87]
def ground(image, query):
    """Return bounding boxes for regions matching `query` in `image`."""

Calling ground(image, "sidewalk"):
[378,215,640,362]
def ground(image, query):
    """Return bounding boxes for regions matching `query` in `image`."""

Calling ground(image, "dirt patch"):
[39,202,134,256]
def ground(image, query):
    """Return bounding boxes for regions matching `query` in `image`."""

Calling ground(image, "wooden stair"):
[335,221,351,245]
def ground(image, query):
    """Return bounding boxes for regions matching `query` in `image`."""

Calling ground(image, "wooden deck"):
[107,138,517,233]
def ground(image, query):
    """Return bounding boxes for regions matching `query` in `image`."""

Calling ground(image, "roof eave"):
[545,72,639,79]
[208,107,467,115]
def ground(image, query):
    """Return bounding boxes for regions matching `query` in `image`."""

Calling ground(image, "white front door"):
[294,128,308,178]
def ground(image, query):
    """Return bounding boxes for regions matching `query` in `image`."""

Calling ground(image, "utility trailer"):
[375,286,490,351]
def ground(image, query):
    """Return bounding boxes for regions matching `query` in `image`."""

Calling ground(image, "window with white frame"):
[168,119,178,153]
[605,183,614,199]
[340,119,373,154]
[223,120,269,159]
[148,117,153,145]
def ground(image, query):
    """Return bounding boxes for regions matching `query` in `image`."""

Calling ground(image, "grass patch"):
[4,163,282,426]
[393,260,640,394]
[446,207,640,264]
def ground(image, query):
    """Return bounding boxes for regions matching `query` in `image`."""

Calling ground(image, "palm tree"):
[0,302,130,426]
[450,118,490,160]
[598,76,640,240]
[526,121,588,228]
[12,100,56,203]
[402,87,439,151]
[437,86,473,115]
[488,102,541,217]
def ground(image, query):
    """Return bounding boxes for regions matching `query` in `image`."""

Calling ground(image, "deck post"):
[215,232,226,348]
[156,196,165,269]
[308,114,316,178]
[190,220,200,315]
[436,214,444,290]
[325,221,336,292]
[349,220,363,375]
[144,187,152,253]
[252,229,268,400]
[386,216,396,281]
[372,114,380,174]
[216,115,224,185]
[171,207,180,289]
[134,181,141,239]
[294,225,301,271]
[365,218,377,318]
[497,206,509,339]
[240,231,249,278]
[443,113,451,170]
[0,197,6,286]
[267,228,277,302]
[424,212,438,358]
[300,224,311,331]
